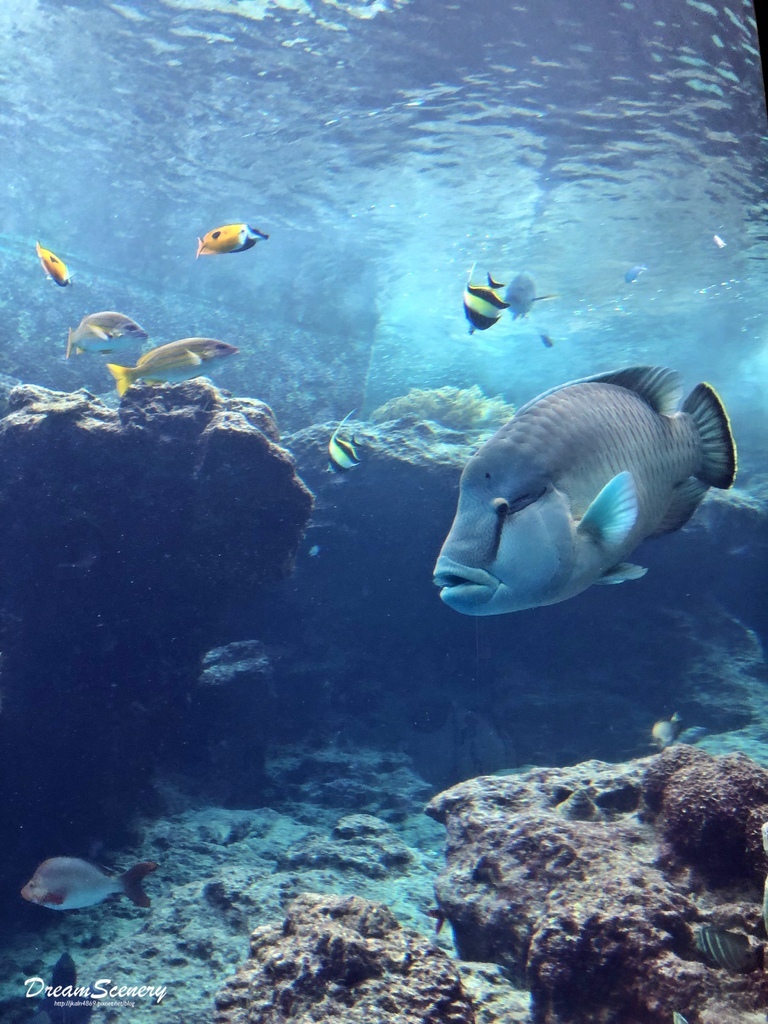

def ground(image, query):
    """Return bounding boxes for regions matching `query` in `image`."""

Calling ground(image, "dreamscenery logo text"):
[25,976,167,1004]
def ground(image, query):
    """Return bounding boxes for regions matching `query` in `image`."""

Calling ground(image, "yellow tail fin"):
[106,363,136,397]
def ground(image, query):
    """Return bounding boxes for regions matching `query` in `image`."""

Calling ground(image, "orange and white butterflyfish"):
[106,337,238,396]
[196,223,269,258]
[36,242,72,287]
[328,410,362,473]
[463,271,510,334]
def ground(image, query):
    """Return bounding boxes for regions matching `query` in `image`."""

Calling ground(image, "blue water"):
[1,0,766,451]
[0,1,767,1021]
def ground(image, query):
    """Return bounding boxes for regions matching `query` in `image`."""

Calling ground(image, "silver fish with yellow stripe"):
[106,338,238,396]
[66,311,148,358]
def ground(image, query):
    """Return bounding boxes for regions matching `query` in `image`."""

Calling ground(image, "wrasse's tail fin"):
[120,861,158,908]
[195,237,205,259]
[66,328,74,359]
[684,382,737,488]
[106,363,136,397]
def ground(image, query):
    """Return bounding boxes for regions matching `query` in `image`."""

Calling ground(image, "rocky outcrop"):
[426,752,768,1024]
[214,893,477,1024]
[0,382,312,921]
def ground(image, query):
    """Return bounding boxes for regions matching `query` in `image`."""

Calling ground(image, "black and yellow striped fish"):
[328,410,362,473]
[463,271,510,334]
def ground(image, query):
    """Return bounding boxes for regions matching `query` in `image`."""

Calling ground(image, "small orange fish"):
[196,223,269,259]
[21,856,158,910]
[36,242,72,287]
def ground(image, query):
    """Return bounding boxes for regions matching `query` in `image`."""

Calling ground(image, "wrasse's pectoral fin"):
[578,471,638,546]
[595,562,648,585]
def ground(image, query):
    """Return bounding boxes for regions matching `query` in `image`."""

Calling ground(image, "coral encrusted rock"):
[213,893,476,1024]
[369,385,515,432]
[643,744,768,887]
[426,755,768,1024]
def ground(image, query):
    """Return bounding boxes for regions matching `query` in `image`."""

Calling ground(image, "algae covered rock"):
[369,384,515,431]
[214,892,477,1023]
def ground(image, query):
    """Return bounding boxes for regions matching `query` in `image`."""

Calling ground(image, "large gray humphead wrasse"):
[433,366,736,615]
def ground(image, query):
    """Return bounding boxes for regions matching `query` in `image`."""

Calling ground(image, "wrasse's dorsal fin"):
[514,365,683,421]
[582,366,683,415]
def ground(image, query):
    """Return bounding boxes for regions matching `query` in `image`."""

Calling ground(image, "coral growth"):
[214,893,477,1024]
[369,385,514,431]
[643,744,768,886]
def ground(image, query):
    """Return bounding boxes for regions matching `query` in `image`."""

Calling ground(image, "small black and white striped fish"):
[328,410,362,473]
[463,271,510,333]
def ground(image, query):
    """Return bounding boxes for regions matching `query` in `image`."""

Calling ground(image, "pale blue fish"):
[503,272,557,319]
[434,366,736,615]
[624,265,647,284]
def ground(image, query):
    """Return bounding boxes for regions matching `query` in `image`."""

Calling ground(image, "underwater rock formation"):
[426,752,768,1024]
[0,382,312,916]
[213,892,477,1024]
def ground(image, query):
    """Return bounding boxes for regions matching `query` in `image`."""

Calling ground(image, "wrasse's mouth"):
[433,558,499,611]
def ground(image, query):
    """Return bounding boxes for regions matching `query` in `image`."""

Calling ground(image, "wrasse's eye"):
[507,490,544,514]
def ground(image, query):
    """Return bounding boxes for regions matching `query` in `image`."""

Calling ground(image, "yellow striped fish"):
[106,338,238,396]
